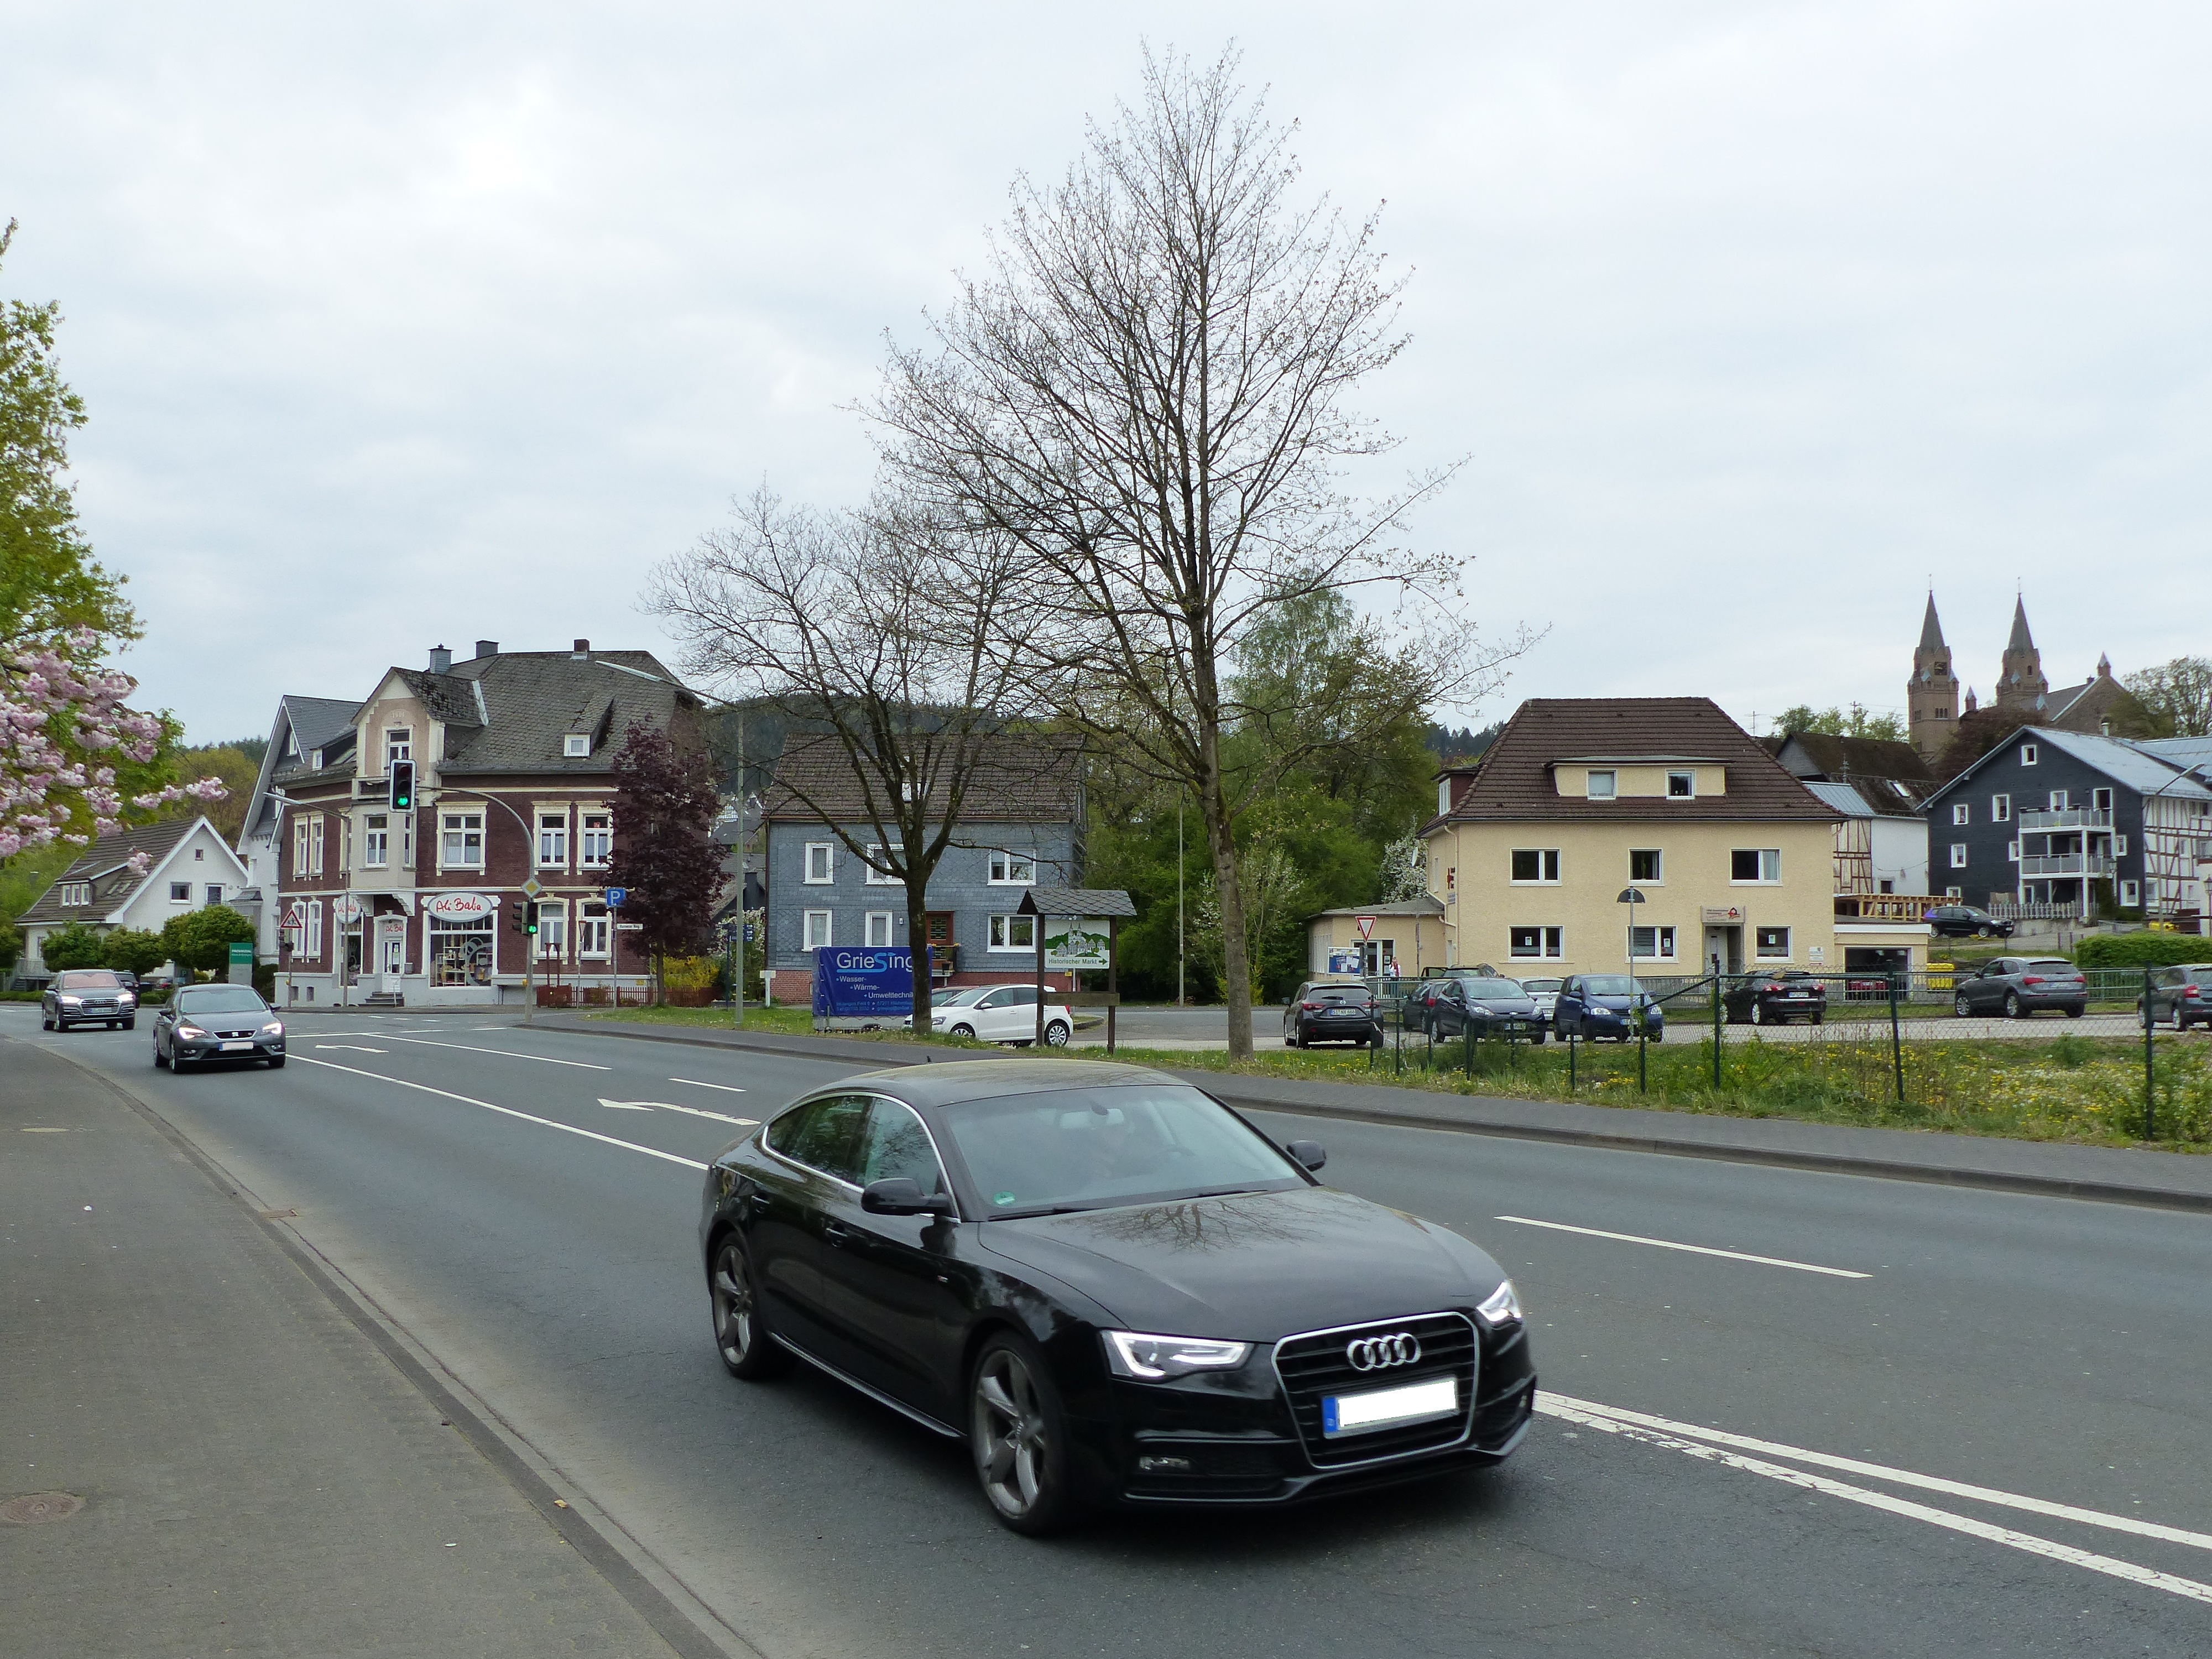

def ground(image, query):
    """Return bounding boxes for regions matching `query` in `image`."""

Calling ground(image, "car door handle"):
[822,1220,852,1248]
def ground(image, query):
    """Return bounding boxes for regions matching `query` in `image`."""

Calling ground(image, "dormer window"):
[564,734,589,758]
[386,727,412,767]
[310,748,324,770]
[1586,770,1616,801]
[1667,771,1695,799]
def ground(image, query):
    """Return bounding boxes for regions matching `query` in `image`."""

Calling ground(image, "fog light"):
[1136,1455,1192,1474]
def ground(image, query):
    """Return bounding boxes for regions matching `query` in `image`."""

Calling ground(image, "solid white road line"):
[380,1035,611,1070]
[1545,1393,2212,1555]
[293,1056,707,1171]
[669,1077,748,1094]
[1495,1214,1871,1279]
[1538,1397,2212,1606]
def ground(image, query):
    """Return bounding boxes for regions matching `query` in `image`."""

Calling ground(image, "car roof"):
[830,1058,1180,1112]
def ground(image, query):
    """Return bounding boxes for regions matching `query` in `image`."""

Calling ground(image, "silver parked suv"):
[2140,964,2212,1030]
[1951,957,2087,1019]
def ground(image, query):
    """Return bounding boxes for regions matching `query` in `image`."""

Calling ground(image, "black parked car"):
[41,968,137,1031]
[1926,904,2015,940]
[1552,975,1666,1042]
[1284,979,1384,1048]
[1950,957,2086,1019]
[1722,971,1828,1026]
[1415,974,1547,1043]
[700,1061,1535,1533]
[152,984,288,1068]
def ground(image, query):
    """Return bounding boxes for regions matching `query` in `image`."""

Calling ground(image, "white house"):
[12,817,251,981]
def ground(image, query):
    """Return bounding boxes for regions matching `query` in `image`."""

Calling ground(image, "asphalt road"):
[10,1003,2212,1657]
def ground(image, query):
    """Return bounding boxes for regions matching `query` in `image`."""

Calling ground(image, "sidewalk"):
[537,1013,2212,1213]
[0,1039,698,1658]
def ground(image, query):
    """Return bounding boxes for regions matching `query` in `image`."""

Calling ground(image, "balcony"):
[2018,807,2111,831]
[2018,853,2115,878]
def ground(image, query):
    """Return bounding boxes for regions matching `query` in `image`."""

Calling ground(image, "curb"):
[531,1015,2212,1216]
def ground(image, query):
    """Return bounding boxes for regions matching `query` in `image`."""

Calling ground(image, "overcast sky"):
[6,2,2208,746]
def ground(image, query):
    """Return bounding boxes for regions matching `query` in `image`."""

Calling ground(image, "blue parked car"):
[1553,974,1665,1042]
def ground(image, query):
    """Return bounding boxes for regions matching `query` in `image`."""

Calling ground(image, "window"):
[2047,790,2068,811]
[766,1095,871,1184]
[1730,848,1782,883]
[2113,833,2128,856]
[385,728,411,767]
[310,749,322,771]
[59,882,90,906]
[1628,925,1676,961]
[539,812,568,867]
[2092,787,2114,813]
[1952,803,1971,825]
[1755,926,1790,958]
[864,911,895,946]
[2021,743,2038,765]
[1509,926,1564,959]
[803,910,833,950]
[563,734,589,758]
[577,904,610,959]
[1511,848,1562,884]
[291,817,309,877]
[1666,771,1695,799]
[205,884,223,905]
[988,851,1037,885]
[1945,885,1963,900]
[865,844,904,885]
[309,815,325,876]
[580,811,611,868]
[804,842,835,884]
[306,900,324,961]
[194,848,204,861]
[441,812,483,868]
[2007,840,2020,862]
[1991,794,2011,823]
[364,813,388,868]
[428,912,493,986]
[988,914,1036,952]
[1628,849,1662,882]
[1586,770,1616,800]
[536,899,567,961]
[1950,842,1969,869]
[169,881,192,902]
[857,1099,947,1192]
[2120,879,2141,907]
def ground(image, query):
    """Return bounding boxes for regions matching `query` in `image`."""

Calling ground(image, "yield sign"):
[1355,915,1376,941]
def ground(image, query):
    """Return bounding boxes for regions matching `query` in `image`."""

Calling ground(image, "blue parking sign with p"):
[604,886,627,908]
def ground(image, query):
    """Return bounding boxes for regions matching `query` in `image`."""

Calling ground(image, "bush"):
[2075,932,2212,969]
[101,927,169,979]
[38,922,106,971]
[160,905,255,976]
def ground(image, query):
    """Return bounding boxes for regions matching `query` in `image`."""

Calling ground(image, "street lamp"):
[1618,886,1648,999]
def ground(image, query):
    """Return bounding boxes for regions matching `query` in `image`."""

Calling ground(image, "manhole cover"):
[2,1493,84,1525]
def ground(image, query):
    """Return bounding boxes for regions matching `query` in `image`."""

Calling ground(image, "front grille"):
[1273,1313,1477,1468]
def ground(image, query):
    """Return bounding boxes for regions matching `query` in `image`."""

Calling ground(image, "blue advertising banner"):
[812,946,915,1018]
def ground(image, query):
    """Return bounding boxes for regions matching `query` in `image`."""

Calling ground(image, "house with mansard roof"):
[12,816,248,984]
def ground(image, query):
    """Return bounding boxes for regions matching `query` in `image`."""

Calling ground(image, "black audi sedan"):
[700,1061,1534,1533]
[1721,971,1828,1026]
[152,984,287,1069]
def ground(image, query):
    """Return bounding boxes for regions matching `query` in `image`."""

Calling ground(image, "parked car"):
[1950,957,2086,1019]
[1552,975,1666,1042]
[1722,971,1828,1026]
[1516,977,1565,1025]
[40,968,137,1031]
[2138,964,2212,1030]
[927,984,1074,1047]
[1416,974,1547,1044]
[1926,904,2015,940]
[1284,979,1383,1048]
[152,983,286,1068]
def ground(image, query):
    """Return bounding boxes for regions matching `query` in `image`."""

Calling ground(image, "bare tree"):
[873,47,1525,1056]
[648,487,1056,1034]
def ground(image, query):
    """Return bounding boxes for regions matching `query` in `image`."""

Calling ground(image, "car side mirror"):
[1285,1139,1327,1172]
[860,1177,954,1215]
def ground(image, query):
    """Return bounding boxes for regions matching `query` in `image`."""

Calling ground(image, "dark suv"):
[1952,957,2086,1019]
[1926,904,2015,940]
[1284,980,1382,1048]
[1722,971,1827,1026]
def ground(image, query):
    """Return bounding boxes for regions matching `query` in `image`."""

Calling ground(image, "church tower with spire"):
[1908,593,1961,760]
[1994,595,2050,713]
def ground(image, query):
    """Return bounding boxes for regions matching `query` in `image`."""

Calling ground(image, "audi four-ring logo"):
[1345,1332,1421,1370]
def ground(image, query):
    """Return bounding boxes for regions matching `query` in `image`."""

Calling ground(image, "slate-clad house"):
[11,817,249,983]
[246,639,708,1007]
[1922,727,2212,919]
[237,693,364,959]
[760,737,1084,1004]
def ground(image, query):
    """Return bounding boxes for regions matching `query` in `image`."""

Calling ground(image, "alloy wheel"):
[1955,993,1971,1017]
[972,1344,1058,1527]
[2005,992,2022,1019]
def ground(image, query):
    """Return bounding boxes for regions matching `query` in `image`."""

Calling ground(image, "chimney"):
[474,639,499,660]
[429,644,452,674]
[2101,717,2112,737]
[572,638,591,660]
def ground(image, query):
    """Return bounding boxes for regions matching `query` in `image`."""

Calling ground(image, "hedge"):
[2075,931,2212,969]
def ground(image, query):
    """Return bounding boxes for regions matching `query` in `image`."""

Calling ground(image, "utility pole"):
[733,710,745,1029]
[1177,790,1186,1008]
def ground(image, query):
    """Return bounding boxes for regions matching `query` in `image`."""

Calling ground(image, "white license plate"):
[1321,1375,1459,1438]
[220,1040,255,1052]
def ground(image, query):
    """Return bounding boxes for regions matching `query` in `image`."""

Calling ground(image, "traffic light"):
[509,901,539,936]
[388,759,415,812]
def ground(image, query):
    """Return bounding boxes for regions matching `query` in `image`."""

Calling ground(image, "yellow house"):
[1422,699,1843,977]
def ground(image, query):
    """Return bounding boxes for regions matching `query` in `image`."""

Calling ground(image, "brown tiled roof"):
[1768,731,1934,784]
[763,733,1082,826]
[1436,698,1841,824]
[14,818,199,925]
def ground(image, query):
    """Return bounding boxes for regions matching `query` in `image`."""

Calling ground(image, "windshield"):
[1454,978,1526,998]
[940,1083,1304,1218]
[1581,976,1637,995]
[56,970,122,989]
[175,987,272,1016]
[933,987,988,1008]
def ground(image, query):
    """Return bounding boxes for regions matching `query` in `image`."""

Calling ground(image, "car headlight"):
[1477,1279,1524,1328]
[176,1024,207,1039]
[1103,1331,1251,1380]
[260,1022,284,1037]
[119,994,136,1005]
[59,995,81,1006]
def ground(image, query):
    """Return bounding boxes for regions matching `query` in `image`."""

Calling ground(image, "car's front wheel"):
[121,1018,135,1031]
[267,1055,286,1067]
[1955,993,1972,1017]
[710,1237,789,1380]
[969,1332,1077,1535]
[152,1042,166,1069]
[950,1022,975,1040]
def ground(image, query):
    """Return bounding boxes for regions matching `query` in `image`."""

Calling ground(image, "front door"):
[925,912,954,979]
[378,918,406,992]
[1702,926,1741,975]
